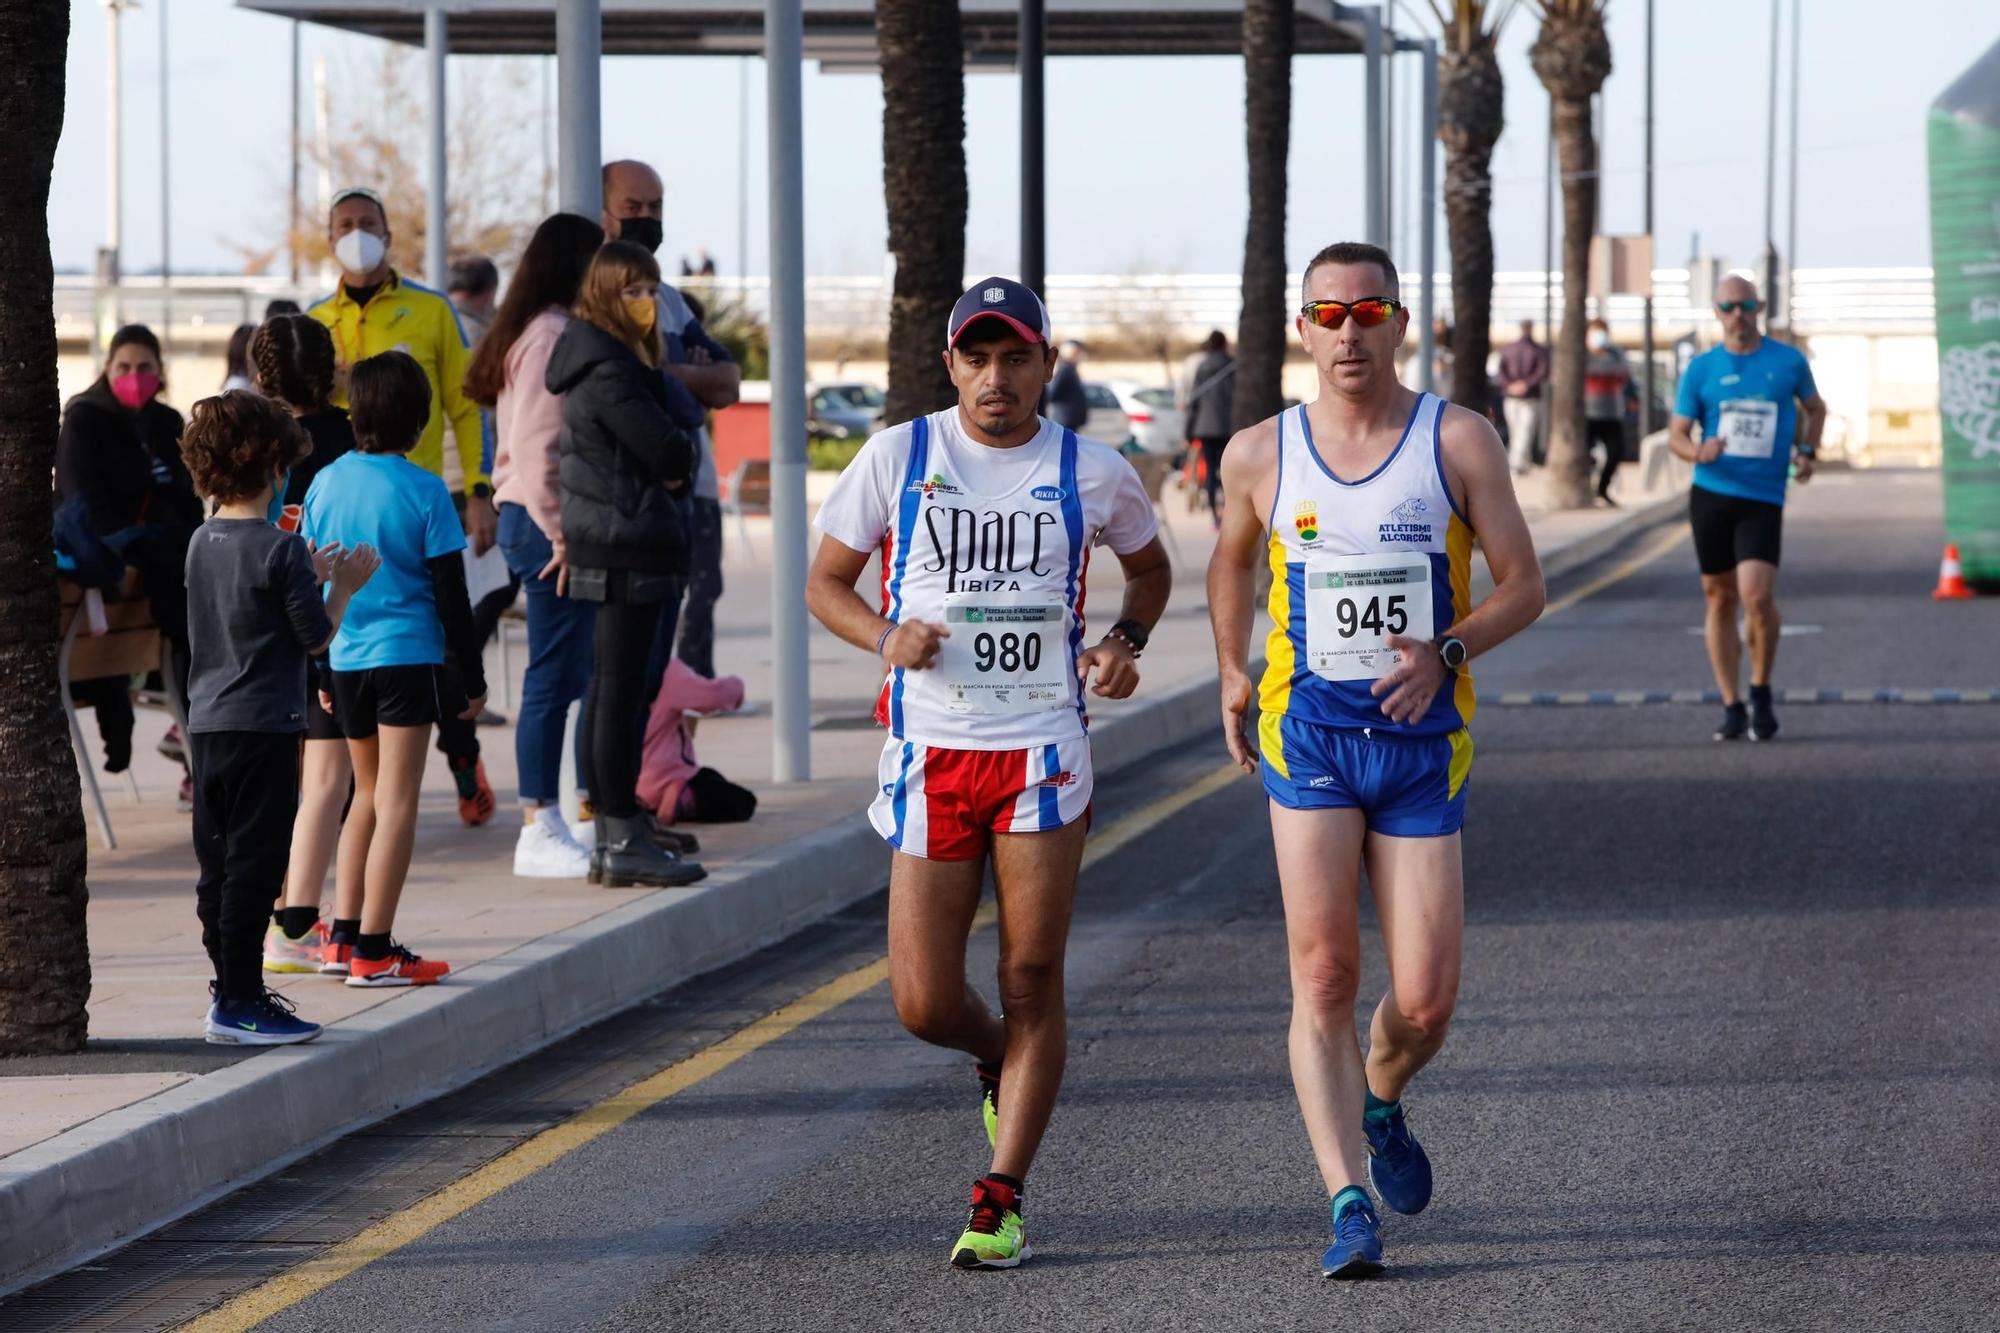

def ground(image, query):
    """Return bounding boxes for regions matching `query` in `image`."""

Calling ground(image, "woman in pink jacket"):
[465,213,604,878]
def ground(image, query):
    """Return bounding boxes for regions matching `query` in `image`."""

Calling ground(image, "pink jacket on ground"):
[490,307,569,554]
[638,658,747,821]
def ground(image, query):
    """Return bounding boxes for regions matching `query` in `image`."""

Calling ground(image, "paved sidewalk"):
[0,454,1679,1289]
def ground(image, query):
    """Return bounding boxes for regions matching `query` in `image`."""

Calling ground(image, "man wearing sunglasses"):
[1667,273,1827,742]
[1208,241,1545,1278]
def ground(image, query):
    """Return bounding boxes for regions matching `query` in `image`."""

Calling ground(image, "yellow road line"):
[186,760,1244,1332]
[1541,522,1689,618]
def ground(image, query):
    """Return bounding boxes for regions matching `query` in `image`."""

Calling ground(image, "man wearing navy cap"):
[808,278,1172,1270]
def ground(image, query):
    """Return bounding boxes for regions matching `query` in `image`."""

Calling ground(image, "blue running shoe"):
[1363,1101,1433,1214]
[205,989,321,1046]
[1321,1194,1384,1279]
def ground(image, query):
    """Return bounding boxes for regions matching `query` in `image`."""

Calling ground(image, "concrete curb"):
[0,667,1231,1294]
[1536,488,1686,584]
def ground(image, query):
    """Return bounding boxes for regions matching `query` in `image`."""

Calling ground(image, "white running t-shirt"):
[814,409,1159,750]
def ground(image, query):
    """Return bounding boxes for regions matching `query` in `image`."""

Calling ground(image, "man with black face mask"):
[598,161,743,839]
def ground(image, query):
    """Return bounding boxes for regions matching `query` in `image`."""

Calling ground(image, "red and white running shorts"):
[869,736,1093,861]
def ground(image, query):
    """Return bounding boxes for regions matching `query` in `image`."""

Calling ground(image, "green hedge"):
[808,436,866,472]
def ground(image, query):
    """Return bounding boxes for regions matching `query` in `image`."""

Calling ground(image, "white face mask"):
[1587,330,1609,350]
[334,229,387,277]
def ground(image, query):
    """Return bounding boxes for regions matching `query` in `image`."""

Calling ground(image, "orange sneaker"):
[319,930,356,976]
[344,943,450,988]
[451,757,496,827]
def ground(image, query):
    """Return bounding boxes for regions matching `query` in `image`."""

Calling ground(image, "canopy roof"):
[236,1,1370,65]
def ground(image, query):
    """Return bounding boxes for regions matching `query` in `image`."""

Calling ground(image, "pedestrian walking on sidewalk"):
[1583,319,1633,504]
[466,213,606,880]
[251,315,363,976]
[1668,273,1828,742]
[1181,329,1236,523]
[301,352,487,987]
[806,277,1171,1271]
[1207,242,1545,1279]
[547,241,707,889]
[1497,320,1549,474]
[180,390,379,1043]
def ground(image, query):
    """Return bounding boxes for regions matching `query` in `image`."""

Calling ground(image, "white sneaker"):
[513,808,592,879]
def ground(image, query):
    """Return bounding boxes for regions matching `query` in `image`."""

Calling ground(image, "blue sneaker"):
[205,989,321,1046]
[1363,1101,1433,1214]
[1321,1194,1384,1279]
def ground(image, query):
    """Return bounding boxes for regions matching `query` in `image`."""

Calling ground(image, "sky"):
[44,0,2000,281]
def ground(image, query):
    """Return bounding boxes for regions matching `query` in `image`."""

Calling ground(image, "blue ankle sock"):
[1364,1089,1399,1122]
[1331,1185,1370,1219]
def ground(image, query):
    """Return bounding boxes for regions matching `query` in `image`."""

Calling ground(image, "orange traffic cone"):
[1932,544,1975,600]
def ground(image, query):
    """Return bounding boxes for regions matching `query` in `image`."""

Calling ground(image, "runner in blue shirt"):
[1668,274,1827,743]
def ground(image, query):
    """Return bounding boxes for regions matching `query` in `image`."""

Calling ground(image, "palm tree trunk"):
[1436,44,1505,416]
[1544,92,1598,507]
[877,0,967,426]
[0,0,89,1054]
[1233,0,1292,431]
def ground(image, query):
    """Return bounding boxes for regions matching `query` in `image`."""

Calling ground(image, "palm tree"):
[0,0,89,1054]
[877,0,968,425]
[1234,0,1293,431]
[1529,0,1613,508]
[1429,1,1519,415]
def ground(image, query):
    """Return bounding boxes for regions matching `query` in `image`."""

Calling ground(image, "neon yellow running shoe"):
[977,1062,1001,1148]
[262,919,327,974]
[950,1177,1029,1269]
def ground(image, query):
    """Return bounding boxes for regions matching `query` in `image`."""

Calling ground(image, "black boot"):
[598,814,707,888]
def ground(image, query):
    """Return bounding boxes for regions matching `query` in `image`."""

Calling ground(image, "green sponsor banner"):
[1928,38,2000,588]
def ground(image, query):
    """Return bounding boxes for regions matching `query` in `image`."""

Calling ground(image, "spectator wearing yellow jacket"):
[310,187,496,555]
[309,186,500,826]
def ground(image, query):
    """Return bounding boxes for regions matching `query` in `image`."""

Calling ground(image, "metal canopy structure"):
[238,1,1369,62]
[241,0,1435,786]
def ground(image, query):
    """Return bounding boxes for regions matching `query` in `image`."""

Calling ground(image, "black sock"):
[356,932,392,961]
[276,906,320,940]
[1749,683,1773,706]
[331,917,361,941]
[983,1172,1025,1200]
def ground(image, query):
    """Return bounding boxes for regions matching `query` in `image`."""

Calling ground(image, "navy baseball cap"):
[946,277,1052,349]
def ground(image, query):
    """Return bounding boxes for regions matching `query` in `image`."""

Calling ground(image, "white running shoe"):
[513,807,592,879]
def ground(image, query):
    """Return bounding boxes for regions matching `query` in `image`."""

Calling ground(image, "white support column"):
[558,0,603,219]
[766,0,810,783]
[1363,6,1385,246]
[425,6,448,287]
[1418,38,1438,393]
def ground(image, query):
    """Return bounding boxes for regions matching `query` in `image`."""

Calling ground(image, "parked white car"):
[1107,381,1186,456]
[1080,381,1131,448]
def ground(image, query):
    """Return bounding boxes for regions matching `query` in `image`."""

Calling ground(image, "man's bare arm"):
[1206,419,1278,771]
[805,534,946,669]
[1441,405,1545,655]
[666,360,742,410]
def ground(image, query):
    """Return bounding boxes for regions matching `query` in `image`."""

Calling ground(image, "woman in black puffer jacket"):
[545,240,705,888]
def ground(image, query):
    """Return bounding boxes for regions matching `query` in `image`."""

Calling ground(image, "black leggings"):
[1586,418,1624,497]
[1198,436,1228,513]
[581,596,665,820]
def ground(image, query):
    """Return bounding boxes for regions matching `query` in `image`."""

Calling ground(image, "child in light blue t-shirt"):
[299,351,487,989]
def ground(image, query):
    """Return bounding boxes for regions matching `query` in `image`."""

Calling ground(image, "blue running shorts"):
[1260,715,1473,837]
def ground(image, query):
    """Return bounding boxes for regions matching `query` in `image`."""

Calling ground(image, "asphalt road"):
[13,469,1999,1332]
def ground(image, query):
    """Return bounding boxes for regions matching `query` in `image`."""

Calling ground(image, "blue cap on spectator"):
[946,277,1052,350]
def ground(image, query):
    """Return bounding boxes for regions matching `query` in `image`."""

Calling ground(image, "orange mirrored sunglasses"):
[1299,297,1403,329]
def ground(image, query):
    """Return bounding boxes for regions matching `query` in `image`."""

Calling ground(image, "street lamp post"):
[1642,0,1655,434]
[102,0,136,345]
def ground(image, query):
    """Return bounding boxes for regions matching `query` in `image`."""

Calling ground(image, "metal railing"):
[55,266,1941,345]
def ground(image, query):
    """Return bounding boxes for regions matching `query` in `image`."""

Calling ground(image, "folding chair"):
[59,572,168,850]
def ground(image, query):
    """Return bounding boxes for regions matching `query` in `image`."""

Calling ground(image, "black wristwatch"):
[470,482,493,500]
[1437,636,1468,671]
[1108,618,1151,654]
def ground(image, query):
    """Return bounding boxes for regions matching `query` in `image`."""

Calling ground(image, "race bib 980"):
[1303,552,1434,682]
[937,590,1071,714]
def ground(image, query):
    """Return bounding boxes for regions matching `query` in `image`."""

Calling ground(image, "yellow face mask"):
[623,296,658,336]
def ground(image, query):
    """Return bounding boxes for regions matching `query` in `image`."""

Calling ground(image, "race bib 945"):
[1303,552,1433,682]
